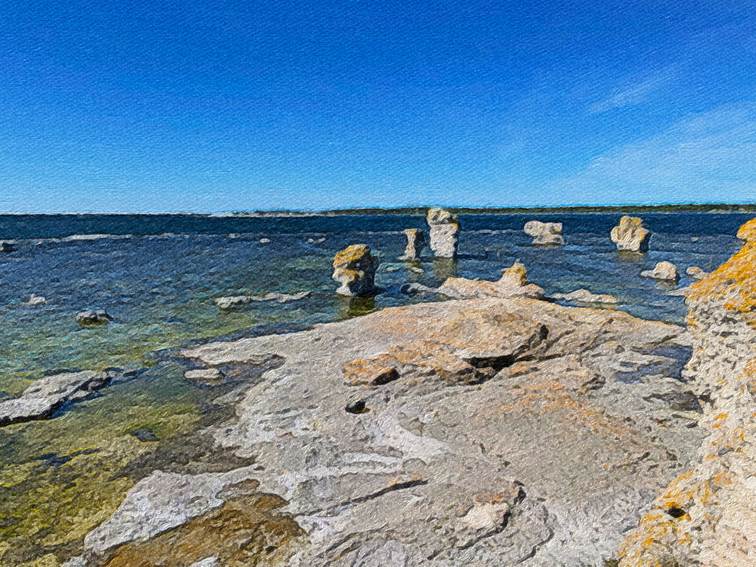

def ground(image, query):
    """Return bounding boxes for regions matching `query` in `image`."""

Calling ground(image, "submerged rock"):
[76,310,113,326]
[426,208,460,258]
[523,220,564,245]
[610,215,651,252]
[438,260,544,300]
[641,260,679,282]
[618,218,756,566]
[399,228,424,260]
[0,370,114,426]
[686,265,708,280]
[399,282,436,295]
[214,291,310,309]
[332,244,378,296]
[184,368,224,383]
[551,288,618,304]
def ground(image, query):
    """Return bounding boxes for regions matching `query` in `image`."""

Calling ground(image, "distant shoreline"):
[1,203,754,217]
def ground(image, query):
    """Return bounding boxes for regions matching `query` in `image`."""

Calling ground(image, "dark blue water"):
[0,212,751,390]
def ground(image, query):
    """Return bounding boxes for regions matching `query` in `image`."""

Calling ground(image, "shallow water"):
[0,211,751,563]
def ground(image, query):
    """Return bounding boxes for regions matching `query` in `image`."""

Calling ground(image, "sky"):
[0,0,754,213]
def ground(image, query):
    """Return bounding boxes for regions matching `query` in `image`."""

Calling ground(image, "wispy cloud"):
[553,101,756,204]
[588,67,677,114]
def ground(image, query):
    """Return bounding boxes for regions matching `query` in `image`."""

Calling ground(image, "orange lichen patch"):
[332,244,371,268]
[104,493,305,567]
[342,357,400,386]
[688,220,756,316]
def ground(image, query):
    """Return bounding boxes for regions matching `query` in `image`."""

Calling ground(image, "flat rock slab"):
[0,370,113,426]
[78,297,702,565]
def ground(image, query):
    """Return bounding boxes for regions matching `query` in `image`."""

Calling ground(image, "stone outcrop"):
[551,288,618,304]
[523,220,564,245]
[332,244,378,296]
[618,218,755,566]
[214,291,310,309]
[76,310,113,326]
[641,260,680,282]
[0,371,114,426]
[399,228,424,260]
[426,208,460,258]
[437,260,544,300]
[610,215,652,252]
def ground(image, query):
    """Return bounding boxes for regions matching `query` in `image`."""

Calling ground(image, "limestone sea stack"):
[618,218,756,566]
[400,228,424,260]
[426,208,459,258]
[523,220,564,245]
[332,244,378,296]
[610,215,651,252]
[640,260,679,282]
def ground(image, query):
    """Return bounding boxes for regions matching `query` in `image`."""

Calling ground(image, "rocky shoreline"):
[2,216,753,566]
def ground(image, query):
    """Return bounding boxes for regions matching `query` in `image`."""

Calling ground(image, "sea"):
[0,211,751,562]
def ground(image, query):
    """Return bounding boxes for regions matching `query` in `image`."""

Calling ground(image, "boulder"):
[399,228,424,260]
[551,289,618,304]
[0,241,15,253]
[426,208,460,258]
[437,260,544,300]
[610,216,651,252]
[332,244,378,296]
[76,310,113,326]
[0,370,114,426]
[641,261,679,282]
[685,265,708,280]
[523,221,564,246]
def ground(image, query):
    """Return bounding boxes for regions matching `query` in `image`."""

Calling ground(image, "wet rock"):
[551,289,618,304]
[24,293,47,305]
[438,260,544,300]
[76,310,113,326]
[641,261,679,282]
[523,220,564,245]
[0,240,15,253]
[399,228,424,260]
[0,370,114,426]
[332,244,378,296]
[618,218,756,566]
[686,265,708,280]
[426,207,460,258]
[214,291,310,309]
[610,216,651,252]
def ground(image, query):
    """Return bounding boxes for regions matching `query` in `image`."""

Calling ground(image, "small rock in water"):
[0,241,15,253]
[400,282,436,295]
[408,266,424,274]
[551,289,618,304]
[25,294,47,306]
[332,244,378,296]
[686,266,708,280]
[214,291,310,309]
[345,399,367,414]
[523,220,564,246]
[307,237,326,244]
[214,295,252,309]
[641,261,679,282]
[76,310,112,326]
[259,237,271,244]
[130,428,159,442]
[610,216,651,252]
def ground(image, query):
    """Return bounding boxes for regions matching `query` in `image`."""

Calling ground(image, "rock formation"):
[437,260,544,299]
[618,218,755,566]
[0,371,114,426]
[76,310,113,325]
[24,293,47,305]
[610,215,651,252]
[400,228,424,260]
[0,241,15,253]
[214,291,310,309]
[551,288,618,304]
[686,266,708,280]
[641,260,680,282]
[332,244,378,296]
[523,220,564,245]
[426,208,459,258]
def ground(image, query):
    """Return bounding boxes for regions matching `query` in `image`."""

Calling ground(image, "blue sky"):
[0,1,754,212]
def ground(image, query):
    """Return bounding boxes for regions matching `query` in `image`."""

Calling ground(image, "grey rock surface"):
[0,370,113,426]
[551,288,618,304]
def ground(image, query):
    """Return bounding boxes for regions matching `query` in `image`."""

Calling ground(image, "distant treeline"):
[231,203,756,217]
